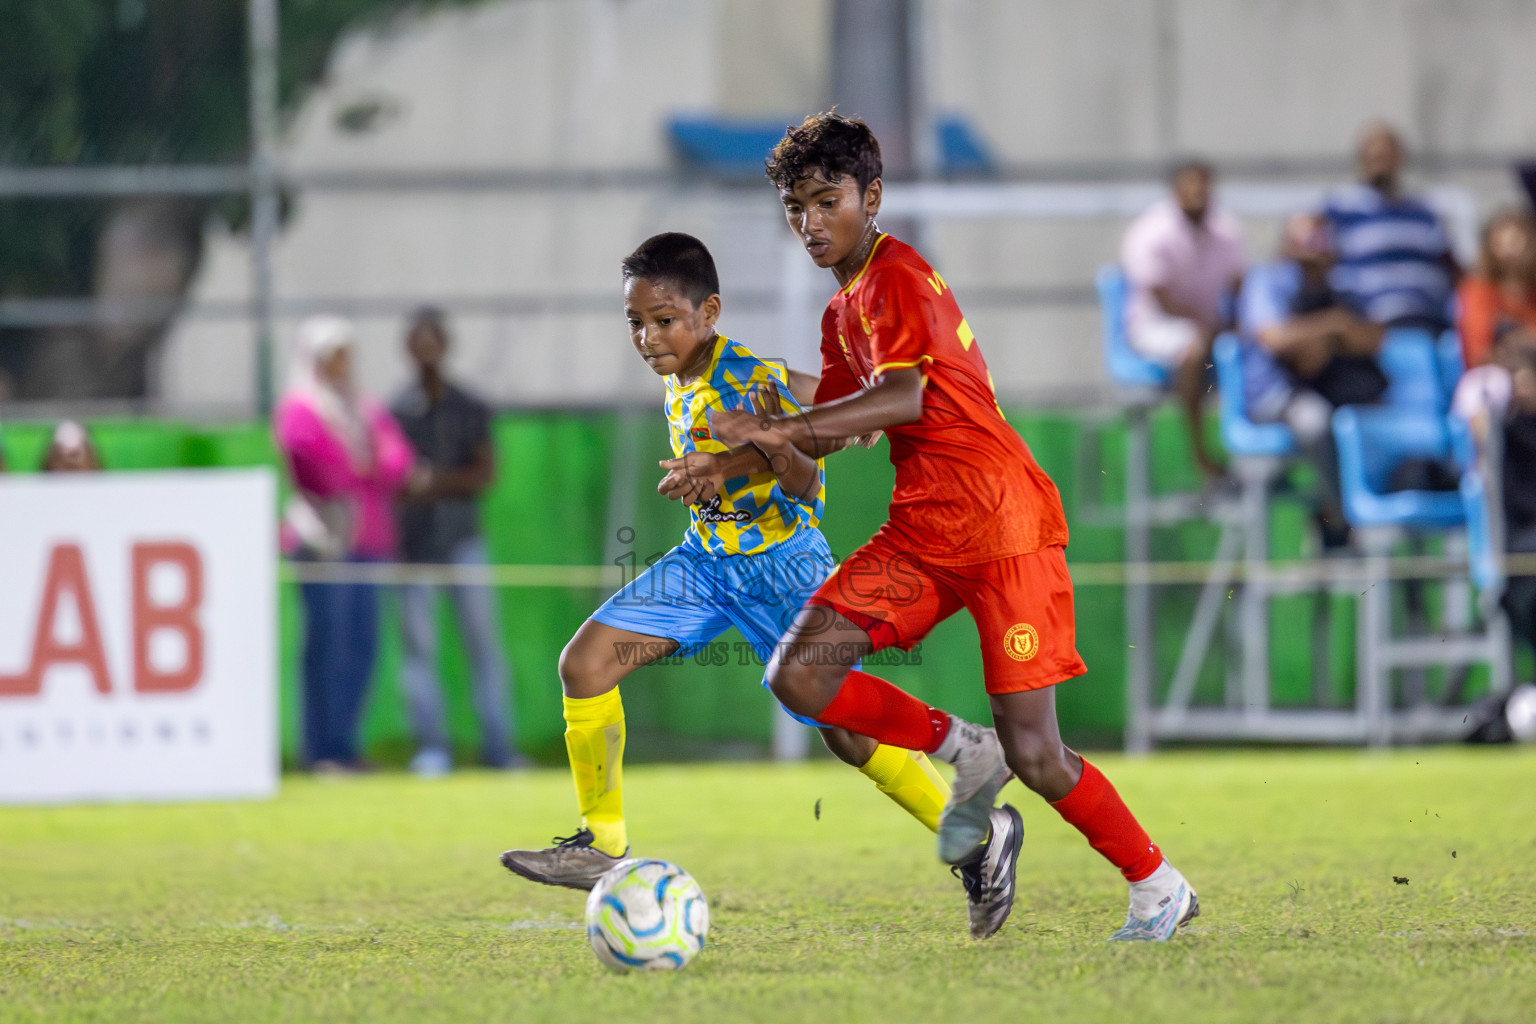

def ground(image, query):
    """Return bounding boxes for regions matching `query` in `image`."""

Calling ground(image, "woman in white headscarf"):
[275,315,414,772]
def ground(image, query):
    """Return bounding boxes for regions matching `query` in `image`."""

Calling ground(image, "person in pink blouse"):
[275,315,414,772]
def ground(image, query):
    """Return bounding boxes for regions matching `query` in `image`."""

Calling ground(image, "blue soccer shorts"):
[592,528,838,726]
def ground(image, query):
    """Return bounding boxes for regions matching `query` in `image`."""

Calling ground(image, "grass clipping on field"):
[2,748,1534,1024]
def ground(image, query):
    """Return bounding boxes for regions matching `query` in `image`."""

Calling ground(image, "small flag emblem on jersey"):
[690,427,712,442]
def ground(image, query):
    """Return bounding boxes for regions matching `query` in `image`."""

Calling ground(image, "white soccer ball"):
[1506,683,1536,743]
[584,858,708,973]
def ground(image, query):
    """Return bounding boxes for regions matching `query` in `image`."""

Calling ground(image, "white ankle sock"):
[1128,860,1182,919]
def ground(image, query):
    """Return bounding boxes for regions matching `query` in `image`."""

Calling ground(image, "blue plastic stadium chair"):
[1448,416,1503,594]
[1377,328,1443,413]
[1095,265,1169,390]
[1462,469,1504,593]
[1213,332,1297,458]
[668,117,788,175]
[934,115,995,176]
[1447,407,1477,475]
[1436,329,1466,410]
[1332,406,1465,530]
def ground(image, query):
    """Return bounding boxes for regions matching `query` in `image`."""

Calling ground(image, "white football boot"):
[933,715,1014,864]
[1107,860,1200,942]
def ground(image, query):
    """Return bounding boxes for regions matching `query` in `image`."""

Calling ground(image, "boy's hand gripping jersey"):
[815,235,1069,565]
[665,334,825,557]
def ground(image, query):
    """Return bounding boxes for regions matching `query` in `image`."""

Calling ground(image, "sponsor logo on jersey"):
[1004,622,1039,662]
[696,495,752,523]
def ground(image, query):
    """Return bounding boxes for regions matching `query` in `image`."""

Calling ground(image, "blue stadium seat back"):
[1447,409,1477,473]
[668,117,788,175]
[1461,470,1502,592]
[1214,332,1297,457]
[1448,416,1502,592]
[934,115,995,176]
[1332,405,1466,529]
[1436,329,1466,410]
[1336,405,1450,492]
[1378,328,1442,412]
[1095,265,1169,390]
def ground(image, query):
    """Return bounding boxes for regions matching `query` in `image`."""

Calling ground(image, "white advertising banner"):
[0,469,277,803]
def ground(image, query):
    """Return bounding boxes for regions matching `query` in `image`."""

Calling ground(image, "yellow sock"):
[563,689,627,856]
[859,743,951,834]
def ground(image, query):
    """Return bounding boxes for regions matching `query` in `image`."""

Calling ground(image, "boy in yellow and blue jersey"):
[500,232,958,894]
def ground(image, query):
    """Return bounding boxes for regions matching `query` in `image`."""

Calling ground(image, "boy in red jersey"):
[675,113,1197,942]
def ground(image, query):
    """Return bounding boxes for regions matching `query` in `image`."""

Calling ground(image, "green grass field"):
[3,748,1534,1023]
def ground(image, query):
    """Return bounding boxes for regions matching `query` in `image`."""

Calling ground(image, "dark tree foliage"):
[0,0,485,398]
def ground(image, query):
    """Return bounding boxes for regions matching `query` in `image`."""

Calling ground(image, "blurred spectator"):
[392,308,521,775]
[1453,342,1536,657]
[1457,207,1536,368]
[1239,213,1387,550]
[276,315,415,773]
[1323,122,1459,332]
[1122,159,1246,477]
[41,420,104,472]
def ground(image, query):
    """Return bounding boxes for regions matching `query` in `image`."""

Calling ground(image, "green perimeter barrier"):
[2,407,1514,765]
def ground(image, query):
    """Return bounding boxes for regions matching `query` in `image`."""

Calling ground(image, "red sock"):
[816,670,950,753]
[1050,758,1163,882]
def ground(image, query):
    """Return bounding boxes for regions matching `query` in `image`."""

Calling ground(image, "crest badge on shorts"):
[1004,622,1039,662]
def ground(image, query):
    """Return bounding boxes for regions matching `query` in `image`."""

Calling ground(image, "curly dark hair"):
[765,111,883,194]
[621,232,720,308]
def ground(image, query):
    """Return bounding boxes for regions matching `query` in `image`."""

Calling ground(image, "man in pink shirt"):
[1121,161,1246,477]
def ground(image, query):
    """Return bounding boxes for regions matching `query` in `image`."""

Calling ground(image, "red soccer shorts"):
[806,533,1087,695]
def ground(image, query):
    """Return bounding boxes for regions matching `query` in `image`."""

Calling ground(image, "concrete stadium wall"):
[929,0,1536,162]
[162,0,1536,415]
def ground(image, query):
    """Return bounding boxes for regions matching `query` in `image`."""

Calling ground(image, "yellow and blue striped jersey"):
[664,333,824,557]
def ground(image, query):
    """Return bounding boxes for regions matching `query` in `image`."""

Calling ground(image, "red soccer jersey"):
[815,234,1069,565]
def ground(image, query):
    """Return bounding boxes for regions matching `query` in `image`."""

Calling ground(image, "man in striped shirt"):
[1322,122,1460,332]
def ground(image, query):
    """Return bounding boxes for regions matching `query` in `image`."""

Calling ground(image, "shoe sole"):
[498,850,605,892]
[972,804,1024,940]
[1179,890,1200,928]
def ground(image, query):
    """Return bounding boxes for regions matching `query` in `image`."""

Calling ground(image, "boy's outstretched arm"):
[675,435,821,504]
[658,446,761,505]
[659,369,909,506]
[659,443,839,505]
[785,368,820,408]
[731,380,821,502]
[659,380,824,505]
[712,368,923,453]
